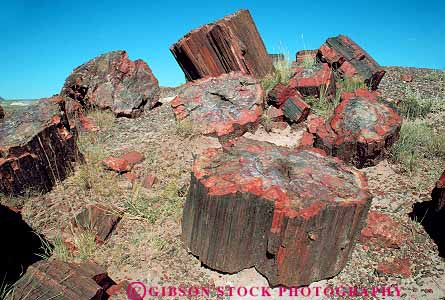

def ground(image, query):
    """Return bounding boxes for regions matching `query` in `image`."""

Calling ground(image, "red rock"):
[359,211,407,249]
[377,258,412,278]
[432,170,445,212]
[171,72,263,143]
[318,35,385,90]
[12,260,116,300]
[281,95,310,123]
[78,114,100,132]
[61,50,160,118]
[120,151,144,167]
[295,50,318,64]
[73,204,122,243]
[267,84,297,107]
[0,96,80,196]
[141,174,156,189]
[271,121,289,130]
[266,106,284,121]
[102,156,131,173]
[401,74,413,82]
[123,172,137,183]
[170,10,274,81]
[297,131,315,149]
[107,280,144,300]
[309,88,402,168]
[289,62,336,99]
[183,137,371,287]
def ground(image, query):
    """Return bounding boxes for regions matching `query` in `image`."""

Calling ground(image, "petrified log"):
[0,96,80,196]
[183,138,371,287]
[171,72,263,143]
[318,35,385,90]
[281,95,310,123]
[432,170,445,212]
[61,50,160,118]
[308,88,401,168]
[296,50,318,64]
[170,10,274,81]
[267,84,296,107]
[0,104,4,119]
[12,260,115,300]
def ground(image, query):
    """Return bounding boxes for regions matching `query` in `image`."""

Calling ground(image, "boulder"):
[359,211,407,249]
[61,50,160,118]
[281,95,310,123]
[12,260,115,300]
[432,170,445,212]
[171,72,263,143]
[183,138,371,287]
[0,96,80,196]
[170,10,274,81]
[318,35,385,90]
[308,88,401,168]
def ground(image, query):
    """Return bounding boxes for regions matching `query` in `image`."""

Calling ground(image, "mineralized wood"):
[432,170,445,212]
[0,96,80,196]
[61,50,160,118]
[318,35,385,90]
[171,72,263,143]
[170,10,274,81]
[182,138,371,287]
[281,96,310,123]
[308,88,401,168]
[12,260,115,300]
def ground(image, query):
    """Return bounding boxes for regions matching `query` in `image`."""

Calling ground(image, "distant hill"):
[0,96,4,101]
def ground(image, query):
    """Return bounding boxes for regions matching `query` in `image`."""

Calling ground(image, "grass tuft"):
[399,88,435,119]
[261,57,293,96]
[72,230,97,261]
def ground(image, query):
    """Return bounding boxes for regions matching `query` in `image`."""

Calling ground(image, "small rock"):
[120,151,145,167]
[102,157,131,173]
[141,174,156,189]
[123,173,137,183]
[401,74,413,82]
[376,258,412,278]
[281,95,310,123]
[360,211,408,249]
[266,106,284,121]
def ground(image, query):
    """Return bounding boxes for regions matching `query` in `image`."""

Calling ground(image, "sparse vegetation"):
[260,56,293,96]
[87,109,115,130]
[399,87,435,119]
[175,120,195,138]
[51,235,72,262]
[72,230,97,262]
[260,113,273,132]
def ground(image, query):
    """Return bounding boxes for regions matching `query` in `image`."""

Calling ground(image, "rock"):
[265,106,284,122]
[182,138,371,287]
[432,170,445,212]
[289,62,336,99]
[401,74,413,83]
[0,96,80,196]
[359,211,407,249]
[78,114,100,132]
[141,174,156,189]
[296,50,318,64]
[120,151,145,167]
[123,172,138,183]
[308,88,402,168]
[171,72,263,143]
[12,260,115,300]
[318,35,385,90]
[376,258,412,278]
[102,156,131,173]
[107,281,144,300]
[281,95,310,123]
[0,104,4,119]
[61,50,160,118]
[267,84,296,107]
[170,10,274,81]
[73,204,122,243]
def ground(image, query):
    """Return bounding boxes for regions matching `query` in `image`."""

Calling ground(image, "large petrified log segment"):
[171,72,263,143]
[183,138,371,286]
[318,35,385,90]
[308,88,401,168]
[432,170,445,212]
[170,10,274,81]
[61,50,160,118]
[0,96,80,196]
[12,260,115,300]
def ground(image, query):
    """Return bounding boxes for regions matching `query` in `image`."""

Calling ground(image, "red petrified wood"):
[308,88,401,168]
[12,260,115,300]
[61,50,160,118]
[171,72,263,143]
[266,84,310,124]
[432,170,445,212]
[318,35,385,90]
[359,211,407,249]
[182,138,371,287]
[0,96,80,196]
[170,10,274,81]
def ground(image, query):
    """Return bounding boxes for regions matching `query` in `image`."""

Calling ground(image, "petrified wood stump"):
[170,10,274,81]
[308,89,401,168]
[183,138,371,287]
[12,260,115,300]
[0,96,80,196]
[318,35,385,90]
[432,170,445,212]
[61,50,160,118]
[171,72,263,142]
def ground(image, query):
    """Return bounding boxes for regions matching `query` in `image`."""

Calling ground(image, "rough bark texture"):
[183,138,371,287]
[318,35,385,90]
[171,72,263,143]
[12,260,115,300]
[170,10,274,81]
[289,61,336,99]
[432,170,445,212]
[308,88,401,168]
[0,96,80,196]
[61,50,160,118]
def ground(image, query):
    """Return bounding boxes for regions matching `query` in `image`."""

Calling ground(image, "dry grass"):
[72,230,97,262]
[261,56,293,96]
[175,119,195,138]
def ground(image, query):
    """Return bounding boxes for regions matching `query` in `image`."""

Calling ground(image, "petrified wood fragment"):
[0,96,80,196]
[308,89,401,168]
[61,50,160,118]
[0,104,4,119]
[318,35,385,90]
[281,95,310,123]
[432,170,445,212]
[170,10,274,81]
[183,138,371,286]
[171,72,263,142]
[12,260,115,300]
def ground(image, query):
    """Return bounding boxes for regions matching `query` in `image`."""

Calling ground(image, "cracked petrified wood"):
[182,138,371,287]
[170,10,274,81]
[308,89,401,168]
[12,260,115,300]
[432,170,445,212]
[0,96,80,196]
[171,72,263,142]
[318,35,385,90]
[61,50,160,118]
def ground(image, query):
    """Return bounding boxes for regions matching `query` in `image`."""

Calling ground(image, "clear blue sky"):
[1,0,444,99]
